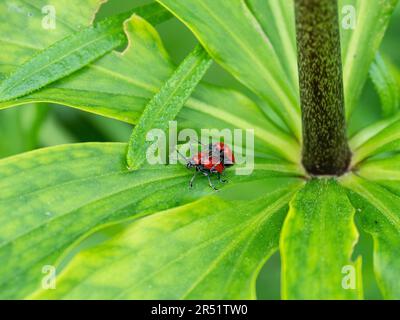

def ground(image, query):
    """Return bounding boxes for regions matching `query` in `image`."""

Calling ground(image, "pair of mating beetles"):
[178,142,235,190]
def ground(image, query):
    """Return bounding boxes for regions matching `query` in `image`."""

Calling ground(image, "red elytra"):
[211,142,235,167]
[181,142,235,190]
[190,151,225,173]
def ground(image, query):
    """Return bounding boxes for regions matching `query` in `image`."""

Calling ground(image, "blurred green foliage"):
[0,0,398,299]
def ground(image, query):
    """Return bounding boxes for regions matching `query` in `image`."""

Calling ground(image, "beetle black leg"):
[189,171,198,188]
[218,173,227,183]
[207,174,218,191]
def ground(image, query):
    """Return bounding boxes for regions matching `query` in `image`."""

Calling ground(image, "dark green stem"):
[294,0,351,176]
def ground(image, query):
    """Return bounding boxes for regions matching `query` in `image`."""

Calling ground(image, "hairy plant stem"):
[294,0,351,176]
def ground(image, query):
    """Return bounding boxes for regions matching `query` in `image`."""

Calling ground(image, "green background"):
[1,0,399,299]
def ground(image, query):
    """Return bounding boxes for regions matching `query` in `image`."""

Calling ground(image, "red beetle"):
[179,142,235,190]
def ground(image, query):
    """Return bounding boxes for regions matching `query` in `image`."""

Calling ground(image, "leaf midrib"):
[0,173,189,250]
[0,176,190,296]
[1,26,123,97]
[178,188,297,299]
[196,0,299,119]
[57,186,297,299]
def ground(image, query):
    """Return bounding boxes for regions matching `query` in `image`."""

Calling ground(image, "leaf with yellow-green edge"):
[0,13,300,162]
[349,113,400,153]
[357,155,400,195]
[0,0,171,118]
[0,142,304,299]
[0,0,102,74]
[280,178,363,300]
[0,3,171,102]
[235,0,400,123]
[351,117,400,165]
[127,44,212,170]
[340,0,399,118]
[0,13,173,120]
[342,174,400,299]
[0,143,198,299]
[157,0,301,139]
[30,178,304,300]
[370,53,400,117]
[245,0,298,90]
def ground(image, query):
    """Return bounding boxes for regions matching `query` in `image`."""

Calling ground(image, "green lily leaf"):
[0,1,173,123]
[370,53,400,117]
[0,0,158,117]
[0,3,171,102]
[349,114,400,153]
[127,44,212,170]
[0,143,196,298]
[280,178,363,300]
[358,155,400,195]
[352,117,400,164]
[0,142,304,299]
[156,0,399,133]
[245,0,298,90]
[30,176,303,299]
[342,175,400,299]
[0,2,299,162]
[157,0,302,139]
[0,0,101,73]
[340,0,399,118]
[0,14,174,121]
[0,0,302,172]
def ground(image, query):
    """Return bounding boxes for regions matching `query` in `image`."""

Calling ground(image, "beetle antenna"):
[193,137,207,146]
[175,147,189,163]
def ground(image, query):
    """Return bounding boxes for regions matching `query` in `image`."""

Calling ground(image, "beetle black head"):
[186,160,196,169]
